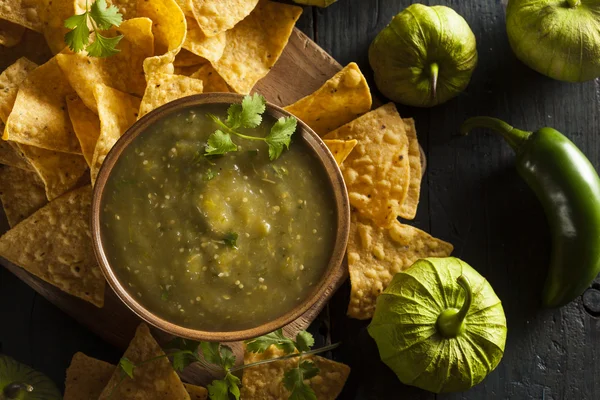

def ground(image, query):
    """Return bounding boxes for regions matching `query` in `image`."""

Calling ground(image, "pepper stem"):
[429,63,439,100]
[436,275,472,338]
[460,116,532,152]
[3,382,34,399]
[567,0,580,7]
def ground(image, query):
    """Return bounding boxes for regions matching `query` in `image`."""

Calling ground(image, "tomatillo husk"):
[507,0,600,82]
[369,4,478,107]
[368,257,507,393]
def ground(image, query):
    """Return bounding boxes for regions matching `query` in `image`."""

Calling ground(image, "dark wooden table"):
[2,1,600,398]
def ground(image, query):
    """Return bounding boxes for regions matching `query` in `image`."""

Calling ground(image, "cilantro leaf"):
[207,379,229,400]
[200,342,222,366]
[299,360,319,380]
[219,345,236,370]
[240,93,266,128]
[171,350,199,372]
[226,104,243,129]
[223,232,238,248]
[283,362,319,400]
[64,13,89,52]
[205,130,237,156]
[265,116,297,161]
[294,331,315,352]
[119,357,135,379]
[288,383,317,400]
[89,0,122,30]
[225,372,241,400]
[245,329,296,355]
[86,32,123,58]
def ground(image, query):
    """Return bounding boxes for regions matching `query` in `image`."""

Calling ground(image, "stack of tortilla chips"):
[283,62,454,320]
[64,323,209,400]
[0,0,303,307]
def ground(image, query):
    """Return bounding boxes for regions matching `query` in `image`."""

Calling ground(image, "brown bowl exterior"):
[91,93,350,342]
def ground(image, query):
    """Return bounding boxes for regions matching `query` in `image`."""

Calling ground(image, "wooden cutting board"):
[0,28,350,385]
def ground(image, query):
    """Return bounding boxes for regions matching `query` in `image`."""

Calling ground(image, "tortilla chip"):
[241,345,350,400]
[0,0,42,32]
[174,49,207,67]
[347,213,454,319]
[0,57,38,124]
[323,139,357,166]
[0,19,25,47]
[323,103,410,228]
[138,0,186,77]
[184,383,208,400]
[183,17,226,62]
[4,57,80,154]
[284,63,372,135]
[64,352,115,400]
[56,18,154,114]
[66,95,101,167]
[399,118,421,220]
[39,0,86,54]
[212,1,302,94]
[189,64,229,92]
[0,166,47,227]
[98,323,190,399]
[91,84,141,184]
[191,0,258,37]
[138,74,203,118]
[0,30,52,71]
[0,138,31,170]
[0,185,105,306]
[107,0,138,19]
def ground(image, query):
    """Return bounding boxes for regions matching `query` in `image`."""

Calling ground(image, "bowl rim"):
[91,92,350,342]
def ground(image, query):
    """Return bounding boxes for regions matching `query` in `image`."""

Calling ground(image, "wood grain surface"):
[2,2,600,399]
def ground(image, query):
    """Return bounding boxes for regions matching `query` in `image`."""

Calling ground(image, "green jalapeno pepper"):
[461,117,600,307]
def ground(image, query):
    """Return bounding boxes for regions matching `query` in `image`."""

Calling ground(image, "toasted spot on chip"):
[139,73,203,118]
[91,84,141,184]
[0,57,38,124]
[174,49,207,67]
[284,63,372,135]
[347,212,453,319]
[57,18,155,114]
[189,63,230,93]
[242,345,350,400]
[183,17,226,62]
[324,103,410,228]
[4,57,81,154]
[399,118,422,220]
[98,323,190,399]
[184,383,208,400]
[191,0,259,37]
[0,0,42,32]
[0,185,105,307]
[0,19,26,47]
[323,139,357,166]
[212,1,302,94]
[64,352,115,400]
[0,165,47,227]
[66,95,101,167]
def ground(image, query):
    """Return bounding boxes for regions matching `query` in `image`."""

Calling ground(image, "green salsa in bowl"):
[91,93,350,341]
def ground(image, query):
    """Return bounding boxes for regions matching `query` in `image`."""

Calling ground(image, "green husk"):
[368,257,507,393]
[369,4,477,107]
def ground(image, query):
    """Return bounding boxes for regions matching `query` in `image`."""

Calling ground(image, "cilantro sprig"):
[113,329,338,400]
[205,94,298,161]
[64,0,124,58]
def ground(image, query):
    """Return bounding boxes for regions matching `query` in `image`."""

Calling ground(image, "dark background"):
[2,0,600,399]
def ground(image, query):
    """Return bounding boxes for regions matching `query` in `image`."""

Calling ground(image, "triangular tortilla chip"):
[0,185,105,307]
[0,0,42,32]
[0,135,32,171]
[174,49,207,67]
[39,0,85,54]
[347,212,453,319]
[56,18,155,114]
[241,345,350,400]
[323,139,357,166]
[284,63,372,135]
[64,352,115,400]
[4,57,81,154]
[98,324,190,399]
[190,0,258,37]
[0,57,38,124]
[323,103,410,228]
[66,95,101,167]
[184,383,208,400]
[399,118,422,220]
[0,165,48,227]
[212,1,302,94]
[183,17,226,62]
[0,19,26,47]
[189,64,229,93]
[91,84,141,184]
[138,73,203,118]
